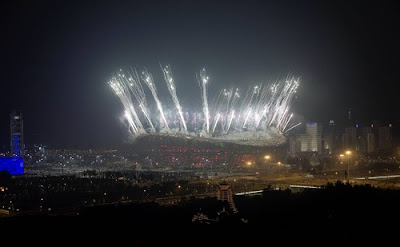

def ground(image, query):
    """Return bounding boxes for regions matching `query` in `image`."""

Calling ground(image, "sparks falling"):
[108,66,300,146]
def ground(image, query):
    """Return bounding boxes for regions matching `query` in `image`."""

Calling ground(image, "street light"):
[339,154,345,178]
[263,155,271,185]
[345,150,352,181]
[264,155,271,168]
[277,161,282,177]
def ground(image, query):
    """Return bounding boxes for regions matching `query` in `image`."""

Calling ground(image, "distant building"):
[130,134,271,167]
[359,127,375,153]
[10,111,24,157]
[289,118,395,156]
[342,126,357,151]
[323,120,338,155]
[288,135,302,156]
[378,126,392,149]
[34,144,47,155]
[289,122,322,155]
[0,111,24,175]
[299,123,322,153]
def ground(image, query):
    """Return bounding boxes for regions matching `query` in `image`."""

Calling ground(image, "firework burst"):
[109,65,300,146]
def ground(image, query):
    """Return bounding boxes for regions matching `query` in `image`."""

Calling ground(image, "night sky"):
[1,0,399,148]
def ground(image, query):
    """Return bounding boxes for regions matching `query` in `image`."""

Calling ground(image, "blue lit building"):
[10,111,24,157]
[0,111,25,175]
[0,157,24,175]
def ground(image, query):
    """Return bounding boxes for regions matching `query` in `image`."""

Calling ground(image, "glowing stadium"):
[108,65,300,147]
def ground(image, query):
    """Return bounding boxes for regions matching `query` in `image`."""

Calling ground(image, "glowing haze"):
[108,65,300,146]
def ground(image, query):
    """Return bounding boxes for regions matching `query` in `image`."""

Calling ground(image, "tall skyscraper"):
[359,126,375,153]
[0,111,24,175]
[323,120,338,155]
[299,123,322,153]
[288,135,302,156]
[342,126,357,151]
[10,110,24,157]
[378,126,392,149]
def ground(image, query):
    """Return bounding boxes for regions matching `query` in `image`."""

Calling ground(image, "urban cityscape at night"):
[1,0,400,243]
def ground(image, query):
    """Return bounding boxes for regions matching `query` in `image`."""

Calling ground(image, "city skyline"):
[1,0,399,148]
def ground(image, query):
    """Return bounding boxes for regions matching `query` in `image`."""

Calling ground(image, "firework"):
[108,66,300,146]
[198,68,210,135]
[161,64,187,132]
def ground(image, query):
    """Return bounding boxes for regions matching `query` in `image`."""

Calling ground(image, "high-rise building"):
[288,135,302,155]
[10,111,24,157]
[0,111,24,175]
[366,132,375,153]
[378,126,392,149]
[359,126,375,153]
[299,123,322,153]
[323,120,338,155]
[342,126,357,151]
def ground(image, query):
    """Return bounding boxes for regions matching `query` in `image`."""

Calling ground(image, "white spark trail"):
[212,113,221,134]
[226,110,235,133]
[108,71,145,135]
[129,104,144,133]
[125,110,138,134]
[242,108,252,128]
[124,69,155,133]
[161,64,187,132]
[198,68,210,134]
[281,113,294,133]
[141,70,170,131]
[284,122,302,133]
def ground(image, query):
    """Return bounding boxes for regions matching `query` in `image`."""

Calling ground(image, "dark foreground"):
[2,181,400,245]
